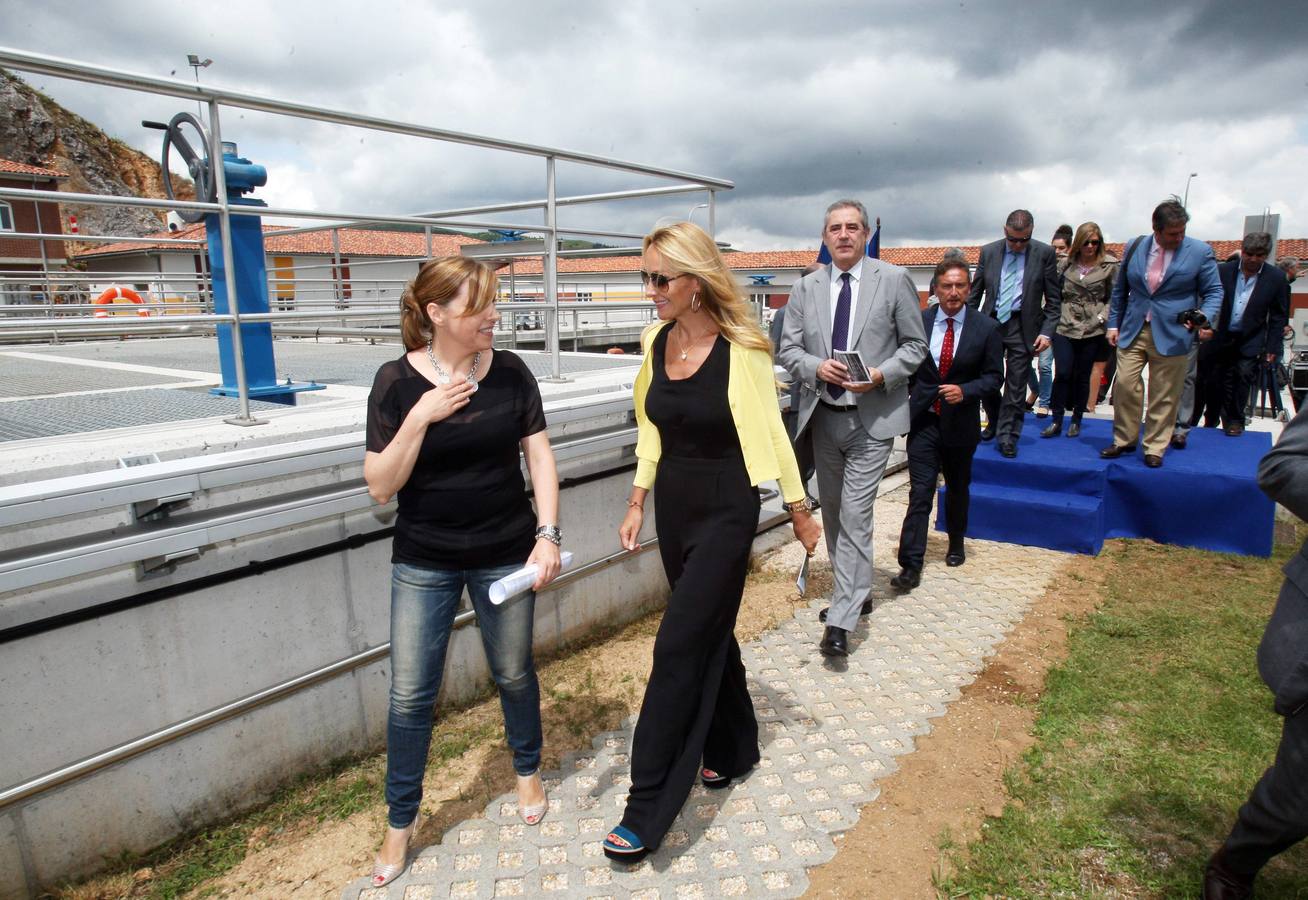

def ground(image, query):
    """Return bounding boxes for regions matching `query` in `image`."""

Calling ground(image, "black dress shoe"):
[1170,432,1188,449]
[889,567,921,590]
[819,625,848,657]
[818,598,874,623]
[1225,423,1245,436]
[1099,443,1137,459]
[1040,422,1061,438]
[1144,453,1163,468]
[998,441,1017,458]
[945,549,966,567]
[980,426,995,441]
[1066,422,1080,438]
[1202,850,1254,900]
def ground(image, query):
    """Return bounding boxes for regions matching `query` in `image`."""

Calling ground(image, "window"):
[0,201,13,232]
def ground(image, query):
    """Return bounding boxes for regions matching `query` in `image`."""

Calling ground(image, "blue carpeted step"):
[971,452,1105,495]
[937,482,1105,555]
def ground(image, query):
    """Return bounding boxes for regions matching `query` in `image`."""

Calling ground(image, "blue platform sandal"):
[602,824,648,863]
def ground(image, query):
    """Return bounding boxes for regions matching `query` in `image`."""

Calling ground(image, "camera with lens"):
[1176,308,1210,330]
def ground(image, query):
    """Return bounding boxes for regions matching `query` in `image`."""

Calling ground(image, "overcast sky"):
[3,0,1306,251]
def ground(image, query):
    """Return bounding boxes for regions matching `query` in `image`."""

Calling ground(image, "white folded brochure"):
[489,550,575,605]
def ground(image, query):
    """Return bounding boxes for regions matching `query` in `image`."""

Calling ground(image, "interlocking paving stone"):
[341,492,1066,898]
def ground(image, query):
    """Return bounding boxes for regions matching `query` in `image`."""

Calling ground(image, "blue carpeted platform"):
[935,413,1275,557]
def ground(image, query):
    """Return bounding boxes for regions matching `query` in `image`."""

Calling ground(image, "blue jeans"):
[1028,345,1053,408]
[385,562,542,828]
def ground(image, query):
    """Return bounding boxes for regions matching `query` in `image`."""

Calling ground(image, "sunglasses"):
[1084,239,1102,247]
[639,270,684,290]
[1005,233,1032,244]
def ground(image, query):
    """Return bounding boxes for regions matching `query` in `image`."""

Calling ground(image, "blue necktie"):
[996,254,1019,324]
[828,272,851,400]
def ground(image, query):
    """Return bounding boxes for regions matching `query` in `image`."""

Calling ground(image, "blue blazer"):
[1107,234,1222,356]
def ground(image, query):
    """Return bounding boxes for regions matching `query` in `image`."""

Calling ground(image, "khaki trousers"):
[1112,323,1191,456]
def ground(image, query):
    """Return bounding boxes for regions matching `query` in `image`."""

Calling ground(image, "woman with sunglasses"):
[603,222,821,863]
[363,256,561,887]
[1042,222,1117,438]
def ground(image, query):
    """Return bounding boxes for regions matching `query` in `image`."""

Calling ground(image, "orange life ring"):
[94,286,150,318]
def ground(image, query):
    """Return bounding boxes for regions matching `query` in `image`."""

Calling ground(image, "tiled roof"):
[72,228,1308,271]
[0,158,67,178]
[75,225,482,259]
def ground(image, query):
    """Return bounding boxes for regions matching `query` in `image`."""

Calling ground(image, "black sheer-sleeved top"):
[366,350,546,569]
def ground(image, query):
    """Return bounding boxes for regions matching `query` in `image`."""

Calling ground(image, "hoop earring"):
[690,293,701,313]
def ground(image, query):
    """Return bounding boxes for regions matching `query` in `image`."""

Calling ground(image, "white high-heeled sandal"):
[517,771,549,827]
[370,812,421,887]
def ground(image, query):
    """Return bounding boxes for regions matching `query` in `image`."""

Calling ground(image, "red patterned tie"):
[933,317,954,414]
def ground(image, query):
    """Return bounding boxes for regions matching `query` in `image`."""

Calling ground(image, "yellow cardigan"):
[632,321,805,503]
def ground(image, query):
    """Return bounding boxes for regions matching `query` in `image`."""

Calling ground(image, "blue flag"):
[816,244,831,265]
[867,219,880,258]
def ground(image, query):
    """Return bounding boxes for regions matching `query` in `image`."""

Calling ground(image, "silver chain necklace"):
[426,340,481,391]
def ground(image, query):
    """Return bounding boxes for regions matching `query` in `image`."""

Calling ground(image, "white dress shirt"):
[930,304,967,366]
[825,258,865,407]
[828,257,865,349]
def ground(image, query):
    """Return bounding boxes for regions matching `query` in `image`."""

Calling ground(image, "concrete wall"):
[0,465,679,897]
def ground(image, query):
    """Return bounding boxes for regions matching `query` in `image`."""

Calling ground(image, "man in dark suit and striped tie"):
[891,259,1003,589]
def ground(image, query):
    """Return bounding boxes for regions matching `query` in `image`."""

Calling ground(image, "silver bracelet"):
[534,524,562,546]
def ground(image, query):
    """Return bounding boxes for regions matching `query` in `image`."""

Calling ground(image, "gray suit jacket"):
[778,259,928,441]
[1258,405,1308,717]
[967,237,1063,348]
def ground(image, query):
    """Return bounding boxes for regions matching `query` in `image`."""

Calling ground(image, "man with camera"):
[1197,232,1290,436]
[1102,199,1223,467]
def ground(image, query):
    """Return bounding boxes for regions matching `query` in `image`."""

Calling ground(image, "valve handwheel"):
[145,112,215,224]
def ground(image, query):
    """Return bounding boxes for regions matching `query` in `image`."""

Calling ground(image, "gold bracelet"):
[626,499,644,511]
[783,498,811,514]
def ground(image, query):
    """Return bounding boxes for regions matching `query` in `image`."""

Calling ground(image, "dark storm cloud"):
[2,0,1304,248]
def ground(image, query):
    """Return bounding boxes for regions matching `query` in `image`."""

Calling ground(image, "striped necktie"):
[996,254,1019,324]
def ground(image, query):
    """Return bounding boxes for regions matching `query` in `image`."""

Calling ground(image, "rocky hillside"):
[0,67,192,237]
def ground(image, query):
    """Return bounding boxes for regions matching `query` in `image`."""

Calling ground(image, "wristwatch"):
[534,524,562,546]
[783,498,812,514]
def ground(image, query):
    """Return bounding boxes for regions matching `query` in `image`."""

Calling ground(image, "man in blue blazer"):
[966,209,1061,459]
[891,259,1003,589]
[1102,199,1222,467]
[1197,231,1290,435]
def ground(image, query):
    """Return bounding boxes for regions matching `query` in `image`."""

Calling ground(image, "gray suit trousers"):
[812,404,893,632]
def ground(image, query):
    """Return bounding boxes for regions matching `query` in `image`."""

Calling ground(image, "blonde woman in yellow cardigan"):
[603,222,821,863]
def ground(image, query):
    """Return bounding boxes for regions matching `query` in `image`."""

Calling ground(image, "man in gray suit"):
[967,209,1062,458]
[1203,406,1308,899]
[779,199,928,657]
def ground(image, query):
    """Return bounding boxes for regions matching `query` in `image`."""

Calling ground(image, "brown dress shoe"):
[1144,454,1163,468]
[1170,432,1188,449]
[1099,443,1137,459]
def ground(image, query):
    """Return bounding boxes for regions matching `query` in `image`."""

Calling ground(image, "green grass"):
[940,534,1308,898]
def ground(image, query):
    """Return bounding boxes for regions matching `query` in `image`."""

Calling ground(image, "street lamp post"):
[187,54,212,117]
[687,202,708,223]
[1183,172,1198,210]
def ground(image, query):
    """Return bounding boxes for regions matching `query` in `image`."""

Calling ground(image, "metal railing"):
[0,46,731,414]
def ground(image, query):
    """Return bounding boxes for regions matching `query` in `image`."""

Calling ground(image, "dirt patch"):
[803,551,1106,899]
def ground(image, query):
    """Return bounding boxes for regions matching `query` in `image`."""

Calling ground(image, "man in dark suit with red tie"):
[891,259,1004,589]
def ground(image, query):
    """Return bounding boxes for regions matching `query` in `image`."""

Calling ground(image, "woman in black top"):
[363,257,561,887]
[603,223,820,862]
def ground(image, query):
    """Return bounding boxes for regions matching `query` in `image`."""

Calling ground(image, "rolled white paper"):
[489,550,574,605]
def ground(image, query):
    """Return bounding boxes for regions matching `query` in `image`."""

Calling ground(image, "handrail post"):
[541,155,569,381]
[207,99,265,426]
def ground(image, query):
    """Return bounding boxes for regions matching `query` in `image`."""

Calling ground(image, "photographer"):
[1196,233,1290,435]
[1101,199,1222,468]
